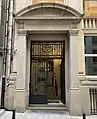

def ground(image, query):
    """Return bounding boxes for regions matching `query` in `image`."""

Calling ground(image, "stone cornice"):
[15,16,82,20]
[17,29,79,34]
[80,76,97,86]
[81,80,97,86]
[15,17,82,25]
[84,16,97,19]
[83,29,97,35]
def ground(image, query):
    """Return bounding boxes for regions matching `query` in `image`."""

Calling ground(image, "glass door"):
[29,41,64,104]
[29,59,48,104]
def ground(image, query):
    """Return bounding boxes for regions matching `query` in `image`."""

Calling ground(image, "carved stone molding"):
[69,30,79,36]
[17,29,27,36]
[8,72,17,86]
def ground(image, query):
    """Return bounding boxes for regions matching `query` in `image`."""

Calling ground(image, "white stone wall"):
[15,0,32,13]
[13,1,86,115]
[66,0,83,14]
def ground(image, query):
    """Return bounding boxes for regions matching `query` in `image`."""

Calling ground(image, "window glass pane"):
[84,36,92,54]
[84,36,97,54]
[93,57,97,63]
[85,57,97,75]
[92,36,97,46]
[93,50,97,54]
[93,68,97,72]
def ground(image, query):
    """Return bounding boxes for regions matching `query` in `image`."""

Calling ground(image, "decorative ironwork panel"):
[89,88,97,115]
[31,41,64,59]
[29,41,65,104]
[30,59,53,94]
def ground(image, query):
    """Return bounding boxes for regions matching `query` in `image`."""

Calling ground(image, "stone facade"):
[33,0,64,4]
[84,0,97,16]
[5,0,97,116]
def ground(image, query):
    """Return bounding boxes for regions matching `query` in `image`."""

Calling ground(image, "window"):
[85,57,97,75]
[92,36,97,45]
[93,50,97,54]
[84,36,97,75]
[93,68,97,72]
[85,36,97,54]
[93,57,97,63]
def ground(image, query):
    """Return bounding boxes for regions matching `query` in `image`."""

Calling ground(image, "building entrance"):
[29,41,65,104]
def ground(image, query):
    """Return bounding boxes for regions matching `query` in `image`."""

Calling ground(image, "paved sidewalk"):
[0,109,5,117]
[1,110,97,119]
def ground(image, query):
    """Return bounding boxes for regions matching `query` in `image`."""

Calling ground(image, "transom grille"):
[31,41,64,59]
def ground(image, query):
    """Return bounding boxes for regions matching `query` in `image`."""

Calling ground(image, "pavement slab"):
[0,109,5,117]
[1,110,97,119]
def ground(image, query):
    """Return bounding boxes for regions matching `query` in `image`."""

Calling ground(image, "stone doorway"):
[12,3,82,115]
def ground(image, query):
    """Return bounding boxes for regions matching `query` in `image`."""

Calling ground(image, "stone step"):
[28,105,66,110]
[29,101,66,110]
[29,103,65,107]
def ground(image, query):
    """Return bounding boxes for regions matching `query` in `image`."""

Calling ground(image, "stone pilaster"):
[69,30,81,116]
[14,30,27,112]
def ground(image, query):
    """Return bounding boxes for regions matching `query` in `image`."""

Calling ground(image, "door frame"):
[29,40,65,104]
[61,41,66,104]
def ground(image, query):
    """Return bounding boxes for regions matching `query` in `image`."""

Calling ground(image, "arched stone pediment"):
[15,3,83,32]
[16,3,83,18]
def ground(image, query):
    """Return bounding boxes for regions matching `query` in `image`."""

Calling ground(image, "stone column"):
[14,30,27,112]
[69,30,81,116]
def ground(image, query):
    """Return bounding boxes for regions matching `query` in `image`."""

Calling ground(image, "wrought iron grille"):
[31,41,64,59]
[89,88,97,115]
[30,59,54,94]
[30,41,64,102]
